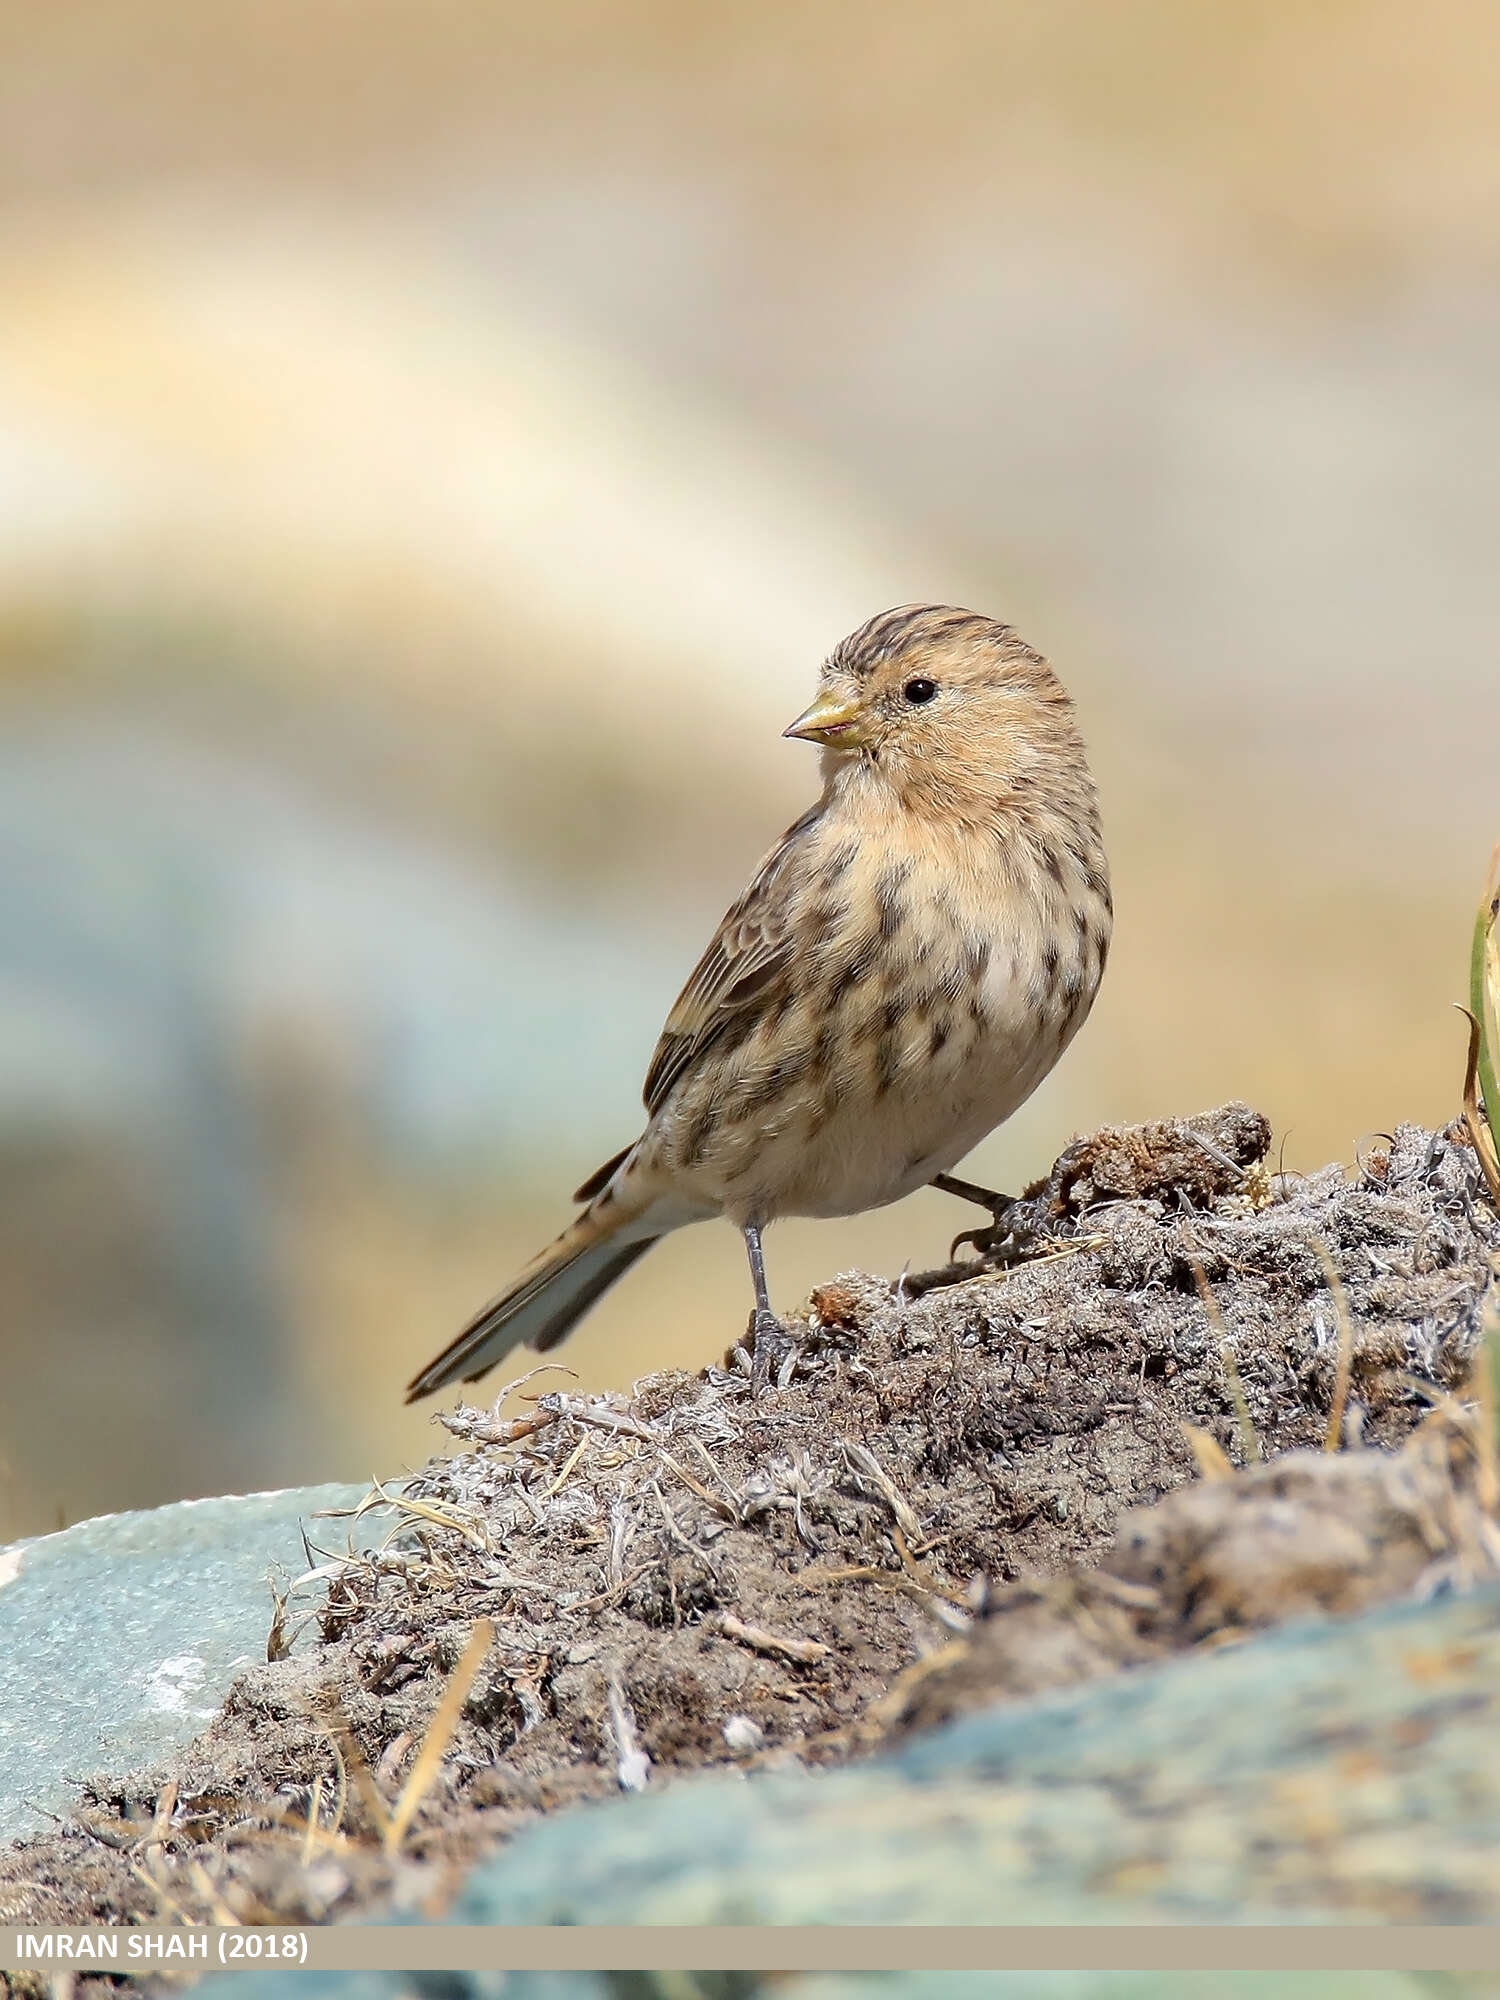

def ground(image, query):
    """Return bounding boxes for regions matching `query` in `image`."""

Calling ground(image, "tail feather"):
[405,1218,660,1403]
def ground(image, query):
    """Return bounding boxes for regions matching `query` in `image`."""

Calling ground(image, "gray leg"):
[744,1219,773,1315]
[742,1221,793,1390]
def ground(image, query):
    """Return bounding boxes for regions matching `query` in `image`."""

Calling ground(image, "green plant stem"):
[1472,858,1500,1160]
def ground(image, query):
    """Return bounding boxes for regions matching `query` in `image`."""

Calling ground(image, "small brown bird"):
[407,604,1111,1401]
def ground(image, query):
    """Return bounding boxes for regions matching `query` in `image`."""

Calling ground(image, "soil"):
[2,1105,1498,1940]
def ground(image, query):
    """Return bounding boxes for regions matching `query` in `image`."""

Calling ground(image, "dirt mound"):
[893,1409,1500,1736]
[2,1108,1497,1932]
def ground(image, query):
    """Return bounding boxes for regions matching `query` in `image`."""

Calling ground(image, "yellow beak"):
[783,690,866,747]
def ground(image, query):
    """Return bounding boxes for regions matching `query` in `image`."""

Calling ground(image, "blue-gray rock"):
[188,1586,1500,2000]
[0,1482,377,1843]
[438,1582,1500,1926]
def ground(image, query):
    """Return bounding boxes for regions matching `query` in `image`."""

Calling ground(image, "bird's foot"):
[948,1199,1041,1266]
[903,1202,1047,1298]
[747,1308,798,1393]
[945,1137,1096,1264]
[929,1170,1035,1265]
[909,1142,1098,1296]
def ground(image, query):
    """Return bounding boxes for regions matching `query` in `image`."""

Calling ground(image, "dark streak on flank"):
[875,858,913,939]
[680,1104,718,1170]
[764,987,795,1032]
[810,1020,839,1077]
[822,1063,853,1113]
[823,839,860,884]
[829,929,886,1008]
[1042,940,1062,998]
[740,1049,815,1116]
[827,961,863,1010]
[802,899,847,940]
[874,1032,902,1097]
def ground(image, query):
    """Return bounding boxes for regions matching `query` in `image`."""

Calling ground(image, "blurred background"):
[2,0,1498,1537]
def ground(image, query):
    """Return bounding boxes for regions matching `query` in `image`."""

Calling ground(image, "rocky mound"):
[2,1108,1496,1934]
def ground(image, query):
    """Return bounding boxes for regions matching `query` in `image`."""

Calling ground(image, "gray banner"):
[6,1929,1500,1973]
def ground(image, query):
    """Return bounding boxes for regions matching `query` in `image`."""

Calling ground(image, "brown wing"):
[641,804,821,1118]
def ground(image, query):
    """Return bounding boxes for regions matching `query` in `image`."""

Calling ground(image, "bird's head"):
[783,604,1084,819]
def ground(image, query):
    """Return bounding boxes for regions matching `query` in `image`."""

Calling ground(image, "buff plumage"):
[407,604,1111,1401]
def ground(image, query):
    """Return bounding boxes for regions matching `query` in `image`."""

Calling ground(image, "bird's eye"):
[903,677,939,705]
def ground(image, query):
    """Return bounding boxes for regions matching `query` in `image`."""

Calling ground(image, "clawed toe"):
[949,1221,994,1260]
[748,1308,797,1392]
[948,1203,1040,1266]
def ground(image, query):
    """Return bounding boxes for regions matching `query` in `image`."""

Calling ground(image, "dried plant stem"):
[1180,1422,1234,1481]
[383,1618,494,1856]
[1311,1240,1355,1453]
[1188,1256,1261,1463]
[300,1776,325,1866]
[716,1611,830,1664]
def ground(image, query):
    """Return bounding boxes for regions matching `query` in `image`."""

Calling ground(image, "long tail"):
[405,1208,661,1403]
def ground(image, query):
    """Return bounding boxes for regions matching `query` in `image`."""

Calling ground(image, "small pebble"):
[723,1714,766,1753]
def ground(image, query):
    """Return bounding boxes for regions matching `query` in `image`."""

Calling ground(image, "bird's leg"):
[930,1170,1015,1211]
[742,1221,795,1390]
[929,1171,1037,1262]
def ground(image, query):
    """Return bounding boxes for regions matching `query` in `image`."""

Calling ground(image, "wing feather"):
[642,804,821,1117]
